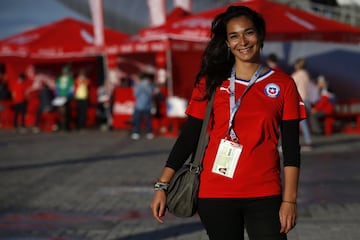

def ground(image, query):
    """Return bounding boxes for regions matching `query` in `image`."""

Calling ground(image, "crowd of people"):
[0,55,337,142]
[0,62,168,138]
[0,64,98,133]
[0,56,338,141]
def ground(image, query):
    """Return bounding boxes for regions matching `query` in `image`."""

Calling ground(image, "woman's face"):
[226,16,261,63]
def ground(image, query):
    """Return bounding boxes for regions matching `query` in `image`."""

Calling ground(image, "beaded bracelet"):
[282,200,297,204]
[154,182,169,191]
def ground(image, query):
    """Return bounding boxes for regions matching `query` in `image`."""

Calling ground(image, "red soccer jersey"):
[11,80,27,104]
[313,93,335,115]
[186,69,306,198]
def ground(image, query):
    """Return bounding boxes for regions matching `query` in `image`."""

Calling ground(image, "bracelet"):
[156,179,169,184]
[282,200,297,204]
[154,182,169,191]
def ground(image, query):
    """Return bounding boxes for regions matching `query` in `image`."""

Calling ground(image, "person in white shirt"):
[292,58,313,150]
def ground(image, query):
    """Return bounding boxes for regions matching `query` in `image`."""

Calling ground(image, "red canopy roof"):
[0,18,129,58]
[138,7,191,41]
[141,0,360,43]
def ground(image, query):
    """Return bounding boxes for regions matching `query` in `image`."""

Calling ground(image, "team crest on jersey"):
[264,83,280,98]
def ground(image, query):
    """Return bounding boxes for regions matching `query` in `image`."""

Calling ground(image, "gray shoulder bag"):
[166,92,214,217]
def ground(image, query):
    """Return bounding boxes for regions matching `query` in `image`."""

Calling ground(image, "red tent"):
[115,7,206,99]
[164,0,360,43]
[138,7,191,41]
[116,0,360,98]
[105,0,360,130]
[0,18,129,129]
[0,17,129,58]
[0,17,129,89]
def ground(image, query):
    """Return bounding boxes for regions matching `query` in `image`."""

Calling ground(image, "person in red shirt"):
[310,75,336,134]
[150,5,306,239]
[11,72,28,132]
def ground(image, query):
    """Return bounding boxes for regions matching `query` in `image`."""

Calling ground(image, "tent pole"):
[101,53,108,86]
[165,39,173,97]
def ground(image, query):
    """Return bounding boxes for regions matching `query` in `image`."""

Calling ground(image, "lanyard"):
[228,65,263,142]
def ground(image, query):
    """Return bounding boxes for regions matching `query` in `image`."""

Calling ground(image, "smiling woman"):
[150,4,306,240]
[226,16,262,77]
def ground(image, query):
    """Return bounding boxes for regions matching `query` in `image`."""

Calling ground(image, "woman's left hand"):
[279,201,297,233]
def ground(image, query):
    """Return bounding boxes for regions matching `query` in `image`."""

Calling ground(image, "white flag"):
[147,0,166,27]
[174,0,192,12]
[89,0,104,46]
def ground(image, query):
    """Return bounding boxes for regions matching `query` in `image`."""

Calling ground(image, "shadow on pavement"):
[115,222,203,240]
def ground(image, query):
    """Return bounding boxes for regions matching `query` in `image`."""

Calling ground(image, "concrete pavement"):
[0,129,359,240]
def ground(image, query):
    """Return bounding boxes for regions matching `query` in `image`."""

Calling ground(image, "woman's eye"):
[245,30,255,36]
[229,35,238,40]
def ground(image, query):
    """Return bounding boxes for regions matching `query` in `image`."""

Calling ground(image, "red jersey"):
[11,80,27,104]
[313,91,335,115]
[186,69,306,198]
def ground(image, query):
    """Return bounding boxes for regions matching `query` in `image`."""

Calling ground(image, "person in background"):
[0,67,12,129]
[292,58,313,151]
[25,66,56,133]
[54,65,74,131]
[74,69,90,131]
[310,75,336,135]
[11,73,28,133]
[33,81,55,133]
[0,66,11,102]
[266,53,284,72]
[307,78,321,107]
[97,84,113,131]
[25,65,40,92]
[131,71,155,140]
[150,5,306,239]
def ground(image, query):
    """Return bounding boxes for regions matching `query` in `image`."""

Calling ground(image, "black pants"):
[57,99,71,131]
[198,195,286,240]
[13,101,27,128]
[76,99,88,129]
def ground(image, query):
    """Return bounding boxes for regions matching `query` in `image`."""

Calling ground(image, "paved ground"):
[0,128,359,240]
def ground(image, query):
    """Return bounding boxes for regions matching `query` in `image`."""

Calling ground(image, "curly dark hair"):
[195,5,266,99]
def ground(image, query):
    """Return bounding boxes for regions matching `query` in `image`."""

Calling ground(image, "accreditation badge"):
[212,139,243,178]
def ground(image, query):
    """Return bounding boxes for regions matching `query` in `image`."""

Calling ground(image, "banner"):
[147,0,166,27]
[89,0,104,46]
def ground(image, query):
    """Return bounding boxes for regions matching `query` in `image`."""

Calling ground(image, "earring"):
[227,47,231,60]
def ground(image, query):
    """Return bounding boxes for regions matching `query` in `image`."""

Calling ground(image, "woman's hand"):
[279,201,297,233]
[150,167,175,223]
[150,190,167,223]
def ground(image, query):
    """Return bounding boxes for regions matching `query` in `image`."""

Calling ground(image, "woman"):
[292,58,313,150]
[150,5,306,240]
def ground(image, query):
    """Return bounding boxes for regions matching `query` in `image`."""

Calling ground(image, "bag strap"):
[192,91,214,166]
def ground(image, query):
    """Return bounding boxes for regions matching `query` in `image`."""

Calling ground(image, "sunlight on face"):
[226,16,261,63]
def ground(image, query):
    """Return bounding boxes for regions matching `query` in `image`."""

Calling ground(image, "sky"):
[0,0,90,40]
